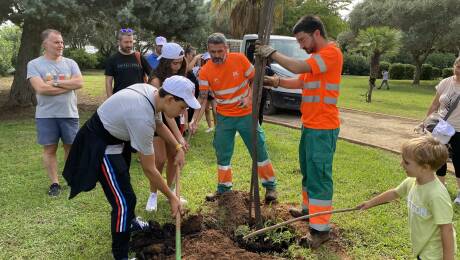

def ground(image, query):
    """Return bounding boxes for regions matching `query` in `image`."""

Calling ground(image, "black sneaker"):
[130,217,150,233]
[48,183,61,197]
[264,188,278,203]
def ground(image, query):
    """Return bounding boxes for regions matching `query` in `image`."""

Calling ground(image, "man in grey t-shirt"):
[27,29,83,197]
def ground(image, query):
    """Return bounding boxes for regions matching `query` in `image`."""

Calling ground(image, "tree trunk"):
[413,59,423,85]
[366,54,380,103]
[7,19,43,107]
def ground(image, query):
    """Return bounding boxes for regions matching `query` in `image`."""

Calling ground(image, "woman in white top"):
[423,56,460,204]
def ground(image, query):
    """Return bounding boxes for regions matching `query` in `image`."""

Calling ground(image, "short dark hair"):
[292,15,327,38]
[117,31,134,41]
[41,29,61,42]
[158,87,185,103]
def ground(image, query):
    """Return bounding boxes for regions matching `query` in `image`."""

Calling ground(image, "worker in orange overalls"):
[256,15,343,249]
[190,33,277,203]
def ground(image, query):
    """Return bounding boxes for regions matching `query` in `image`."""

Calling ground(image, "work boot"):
[289,207,309,218]
[299,230,331,249]
[264,188,278,203]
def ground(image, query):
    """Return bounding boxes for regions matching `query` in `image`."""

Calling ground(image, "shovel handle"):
[243,207,360,240]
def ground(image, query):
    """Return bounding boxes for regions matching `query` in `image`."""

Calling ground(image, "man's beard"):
[303,47,315,54]
[120,46,132,53]
[212,57,223,64]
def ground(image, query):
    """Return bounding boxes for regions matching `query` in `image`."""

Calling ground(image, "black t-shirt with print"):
[105,52,152,93]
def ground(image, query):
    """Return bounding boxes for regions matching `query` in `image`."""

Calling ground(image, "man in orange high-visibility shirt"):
[256,15,343,249]
[190,33,277,203]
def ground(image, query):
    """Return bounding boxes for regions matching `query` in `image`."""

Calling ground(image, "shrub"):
[343,54,369,76]
[95,52,107,70]
[389,63,405,79]
[403,64,415,80]
[64,48,98,70]
[442,68,454,78]
[432,67,441,79]
[426,52,456,69]
[378,61,390,78]
[420,64,433,80]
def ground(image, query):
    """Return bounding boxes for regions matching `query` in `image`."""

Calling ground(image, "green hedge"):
[389,63,416,80]
[420,64,432,80]
[442,68,454,78]
[343,54,369,76]
[432,67,441,79]
[64,48,98,70]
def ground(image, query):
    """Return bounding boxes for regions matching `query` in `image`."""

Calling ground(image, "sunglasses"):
[119,28,134,33]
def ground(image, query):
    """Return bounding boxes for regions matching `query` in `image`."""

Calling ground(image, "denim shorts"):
[36,118,79,145]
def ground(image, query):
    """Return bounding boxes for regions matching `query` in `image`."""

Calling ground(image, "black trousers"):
[97,154,136,260]
[436,132,460,178]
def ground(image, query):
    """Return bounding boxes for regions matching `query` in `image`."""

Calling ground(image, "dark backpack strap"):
[444,94,460,120]
[125,87,156,113]
[134,52,148,83]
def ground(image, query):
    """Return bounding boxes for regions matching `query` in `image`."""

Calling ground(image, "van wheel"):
[263,91,278,115]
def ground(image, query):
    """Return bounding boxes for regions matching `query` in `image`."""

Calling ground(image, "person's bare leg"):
[205,105,213,129]
[43,144,59,184]
[150,137,167,193]
[165,141,177,189]
[63,143,72,161]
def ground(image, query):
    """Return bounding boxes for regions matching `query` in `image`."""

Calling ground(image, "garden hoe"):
[243,207,360,240]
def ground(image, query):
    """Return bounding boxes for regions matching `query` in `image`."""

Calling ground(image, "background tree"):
[1,0,126,107]
[0,24,21,76]
[349,0,460,85]
[354,26,401,102]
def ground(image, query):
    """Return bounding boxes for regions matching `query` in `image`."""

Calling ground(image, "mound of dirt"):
[131,191,351,259]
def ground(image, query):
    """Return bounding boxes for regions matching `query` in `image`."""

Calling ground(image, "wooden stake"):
[249,0,276,229]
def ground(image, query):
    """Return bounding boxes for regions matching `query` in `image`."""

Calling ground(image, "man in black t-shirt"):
[105,28,151,97]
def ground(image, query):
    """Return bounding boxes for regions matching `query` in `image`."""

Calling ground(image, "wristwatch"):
[52,81,59,88]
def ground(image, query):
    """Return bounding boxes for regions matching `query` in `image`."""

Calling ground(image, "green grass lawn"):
[1,112,459,259]
[339,76,438,120]
[0,72,456,258]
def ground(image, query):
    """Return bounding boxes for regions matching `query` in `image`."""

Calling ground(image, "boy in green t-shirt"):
[358,136,456,260]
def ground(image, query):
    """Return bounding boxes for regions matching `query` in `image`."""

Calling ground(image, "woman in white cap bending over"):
[146,42,189,211]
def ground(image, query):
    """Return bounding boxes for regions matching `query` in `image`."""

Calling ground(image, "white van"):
[240,34,309,114]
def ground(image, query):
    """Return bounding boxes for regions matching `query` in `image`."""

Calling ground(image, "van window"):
[244,38,309,64]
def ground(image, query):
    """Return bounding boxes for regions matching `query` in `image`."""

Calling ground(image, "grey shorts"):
[36,118,79,145]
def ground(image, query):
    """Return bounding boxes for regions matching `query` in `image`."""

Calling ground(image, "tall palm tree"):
[355,26,401,102]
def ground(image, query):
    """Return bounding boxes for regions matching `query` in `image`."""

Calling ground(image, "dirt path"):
[265,108,454,172]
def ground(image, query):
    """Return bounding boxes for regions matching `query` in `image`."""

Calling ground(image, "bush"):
[389,63,405,79]
[442,68,454,78]
[432,67,441,79]
[426,52,456,69]
[64,48,98,70]
[403,64,415,80]
[95,52,107,70]
[420,64,433,80]
[343,54,369,76]
[378,61,390,78]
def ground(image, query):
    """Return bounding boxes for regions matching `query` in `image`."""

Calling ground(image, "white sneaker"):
[454,192,460,205]
[205,127,214,133]
[145,192,158,212]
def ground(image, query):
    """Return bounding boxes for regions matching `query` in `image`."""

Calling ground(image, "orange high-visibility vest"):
[299,43,343,129]
[199,53,255,117]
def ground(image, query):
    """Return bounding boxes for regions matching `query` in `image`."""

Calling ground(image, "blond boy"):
[359,136,456,260]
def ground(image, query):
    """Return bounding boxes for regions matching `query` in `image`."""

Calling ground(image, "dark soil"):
[130,191,351,259]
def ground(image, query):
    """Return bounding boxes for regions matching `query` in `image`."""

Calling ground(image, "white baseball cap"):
[162,75,201,109]
[157,42,184,60]
[155,36,167,46]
